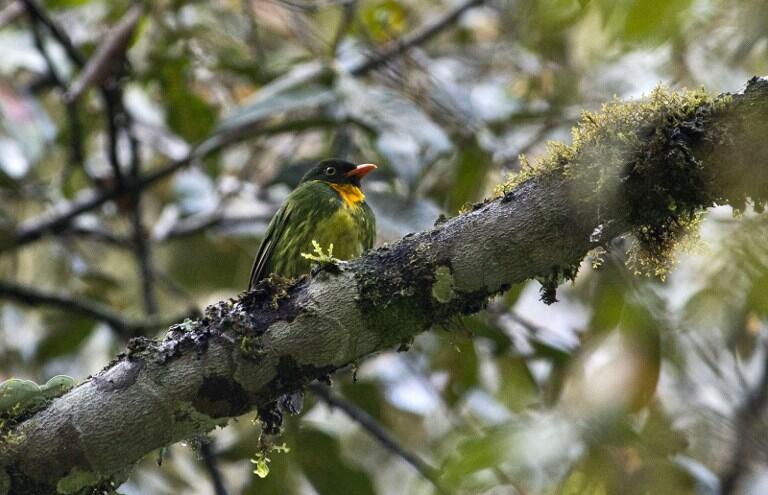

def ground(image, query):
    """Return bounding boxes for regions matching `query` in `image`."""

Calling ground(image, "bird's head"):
[300,159,377,187]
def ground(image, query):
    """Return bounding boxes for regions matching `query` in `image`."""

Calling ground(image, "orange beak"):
[346,163,377,179]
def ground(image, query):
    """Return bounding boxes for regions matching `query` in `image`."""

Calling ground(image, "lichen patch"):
[431,266,456,304]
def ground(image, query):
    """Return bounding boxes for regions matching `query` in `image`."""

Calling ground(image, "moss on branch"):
[496,79,768,281]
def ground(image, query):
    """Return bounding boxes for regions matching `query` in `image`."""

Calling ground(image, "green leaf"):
[451,138,494,212]
[441,425,515,484]
[623,0,693,44]
[156,58,216,142]
[496,357,539,412]
[359,0,409,42]
[36,312,96,361]
[340,381,385,422]
[43,0,93,10]
[433,334,478,405]
[296,428,376,495]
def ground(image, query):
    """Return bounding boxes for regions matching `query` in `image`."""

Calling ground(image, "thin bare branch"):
[0,280,180,337]
[199,440,229,495]
[5,152,194,251]
[0,1,23,28]
[309,383,450,494]
[24,7,88,184]
[65,4,143,102]
[719,341,768,494]
[349,0,486,76]
[127,131,158,316]
[19,0,85,67]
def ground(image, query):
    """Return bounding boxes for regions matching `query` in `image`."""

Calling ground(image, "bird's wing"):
[248,203,292,290]
[361,201,376,251]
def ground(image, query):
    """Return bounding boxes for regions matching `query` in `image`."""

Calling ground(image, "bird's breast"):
[311,205,367,259]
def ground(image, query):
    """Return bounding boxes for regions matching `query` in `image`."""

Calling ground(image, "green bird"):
[248,159,377,289]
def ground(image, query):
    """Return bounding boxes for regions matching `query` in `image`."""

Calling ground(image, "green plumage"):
[249,178,376,289]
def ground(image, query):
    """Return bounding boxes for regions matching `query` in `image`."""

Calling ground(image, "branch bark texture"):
[1,78,767,494]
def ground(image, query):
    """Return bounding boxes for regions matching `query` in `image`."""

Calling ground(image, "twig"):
[309,383,451,494]
[19,0,85,66]
[86,5,145,189]
[101,85,125,185]
[21,0,139,186]
[25,6,88,184]
[0,279,177,337]
[155,213,273,242]
[65,4,143,102]
[6,152,193,251]
[127,129,158,316]
[59,213,270,247]
[241,0,266,62]
[200,440,229,495]
[348,0,485,76]
[0,2,24,27]
[719,341,768,494]
[59,224,128,247]
[273,0,354,12]
[330,0,356,56]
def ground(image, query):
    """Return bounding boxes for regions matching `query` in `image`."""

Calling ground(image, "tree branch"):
[1,77,767,495]
[199,440,229,495]
[309,383,448,493]
[0,280,179,337]
[3,152,194,251]
[19,0,85,67]
[719,340,768,494]
[349,0,486,76]
[24,6,88,185]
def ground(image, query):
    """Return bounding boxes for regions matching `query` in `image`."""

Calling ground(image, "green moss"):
[494,86,733,280]
[240,335,263,360]
[171,402,226,440]
[536,264,580,304]
[56,469,102,494]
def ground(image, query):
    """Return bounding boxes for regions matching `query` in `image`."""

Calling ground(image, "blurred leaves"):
[0,83,55,179]
[153,56,217,143]
[360,0,410,42]
[296,428,377,495]
[36,311,95,361]
[337,75,453,187]
[44,0,94,9]
[622,0,693,44]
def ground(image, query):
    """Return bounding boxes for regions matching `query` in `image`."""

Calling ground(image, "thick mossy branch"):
[496,79,768,279]
[1,78,767,494]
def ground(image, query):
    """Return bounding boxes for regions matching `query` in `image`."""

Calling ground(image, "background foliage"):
[1,0,768,493]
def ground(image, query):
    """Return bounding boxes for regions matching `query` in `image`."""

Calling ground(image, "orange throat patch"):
[329,183,365,208]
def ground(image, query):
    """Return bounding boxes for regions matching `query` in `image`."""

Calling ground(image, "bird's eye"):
[324,167,336,176]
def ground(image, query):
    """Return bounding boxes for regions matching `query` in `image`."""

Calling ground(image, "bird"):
[248,159,377,290]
